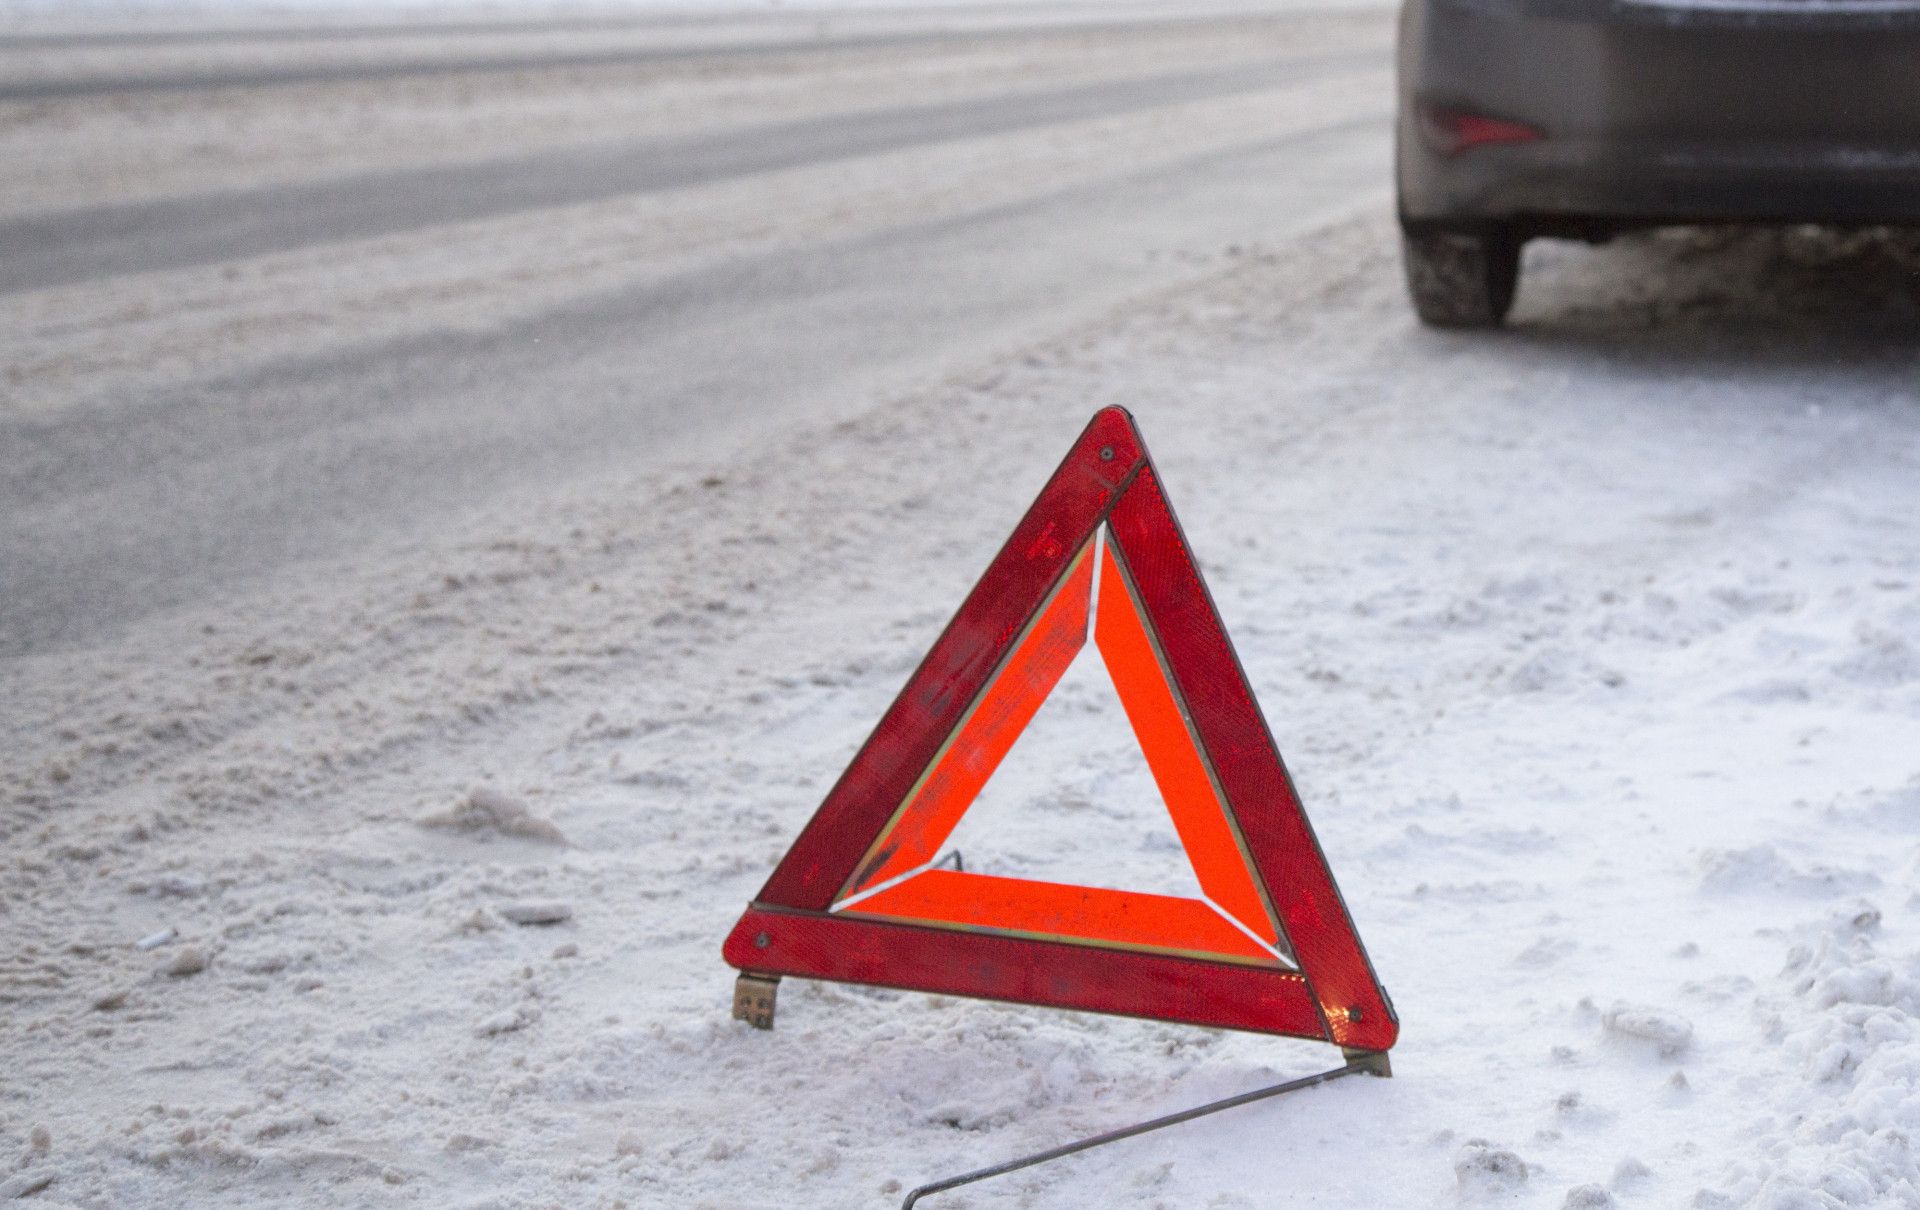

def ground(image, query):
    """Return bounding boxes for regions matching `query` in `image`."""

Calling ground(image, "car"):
[1395,0,1920,326]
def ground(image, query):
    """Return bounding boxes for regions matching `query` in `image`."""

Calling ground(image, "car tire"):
[1400,225,1521,328]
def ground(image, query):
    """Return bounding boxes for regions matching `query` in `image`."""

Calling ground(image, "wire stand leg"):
[901,1056,1381,1208]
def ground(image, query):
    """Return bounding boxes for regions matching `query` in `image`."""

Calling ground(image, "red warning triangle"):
[723,407,1396,1052]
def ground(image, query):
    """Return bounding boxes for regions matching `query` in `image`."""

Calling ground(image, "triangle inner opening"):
[939,642,1202,897]
[831,530,1292,969]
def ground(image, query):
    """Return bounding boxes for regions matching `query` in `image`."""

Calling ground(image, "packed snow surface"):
[6,215,1919,1207]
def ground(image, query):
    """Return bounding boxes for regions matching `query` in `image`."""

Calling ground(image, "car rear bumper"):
[1396,0,1920,230]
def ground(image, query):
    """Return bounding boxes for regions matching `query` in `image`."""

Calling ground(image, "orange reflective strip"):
[1095,540,1278,947]
[842,869,1278,965]
[843,543,1093,894]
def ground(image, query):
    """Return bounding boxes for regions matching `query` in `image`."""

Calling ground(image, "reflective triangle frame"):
[723,407,1396,1052]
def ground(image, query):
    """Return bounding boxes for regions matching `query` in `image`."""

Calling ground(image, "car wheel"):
[1400,225,1521,328]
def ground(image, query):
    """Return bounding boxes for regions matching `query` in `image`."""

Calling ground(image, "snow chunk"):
[443,1133,495,1154]
[1564,1184,1613,1208]
[1455,1140,1529,1195]
[498,901,572,927]
[0,1171,54,1199]
[1695,916,1920,1205]
[1833,625,1920,687]
[1697,845,1876,897]
[161,946,209,978]
[473,1007,537,1037]
[1516,936,1575,968]
[1601,1003,1693,1058]
[1505,649,1621,693]
[128,873,206,898]
[420,787,566,844]
[1611,1158,1652,1189]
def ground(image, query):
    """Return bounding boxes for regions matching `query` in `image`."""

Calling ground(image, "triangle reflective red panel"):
[723,407,1396,1053]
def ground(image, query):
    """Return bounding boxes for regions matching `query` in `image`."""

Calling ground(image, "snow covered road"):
[0,1,1389,655]
[5,4,1920,1209]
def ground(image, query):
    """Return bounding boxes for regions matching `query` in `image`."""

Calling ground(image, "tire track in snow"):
[0,111,1389,656]
[0,50,1380,294]
[0,9,1368,100]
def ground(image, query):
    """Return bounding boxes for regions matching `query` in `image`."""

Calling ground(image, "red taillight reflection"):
[1421,104,1545,156]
